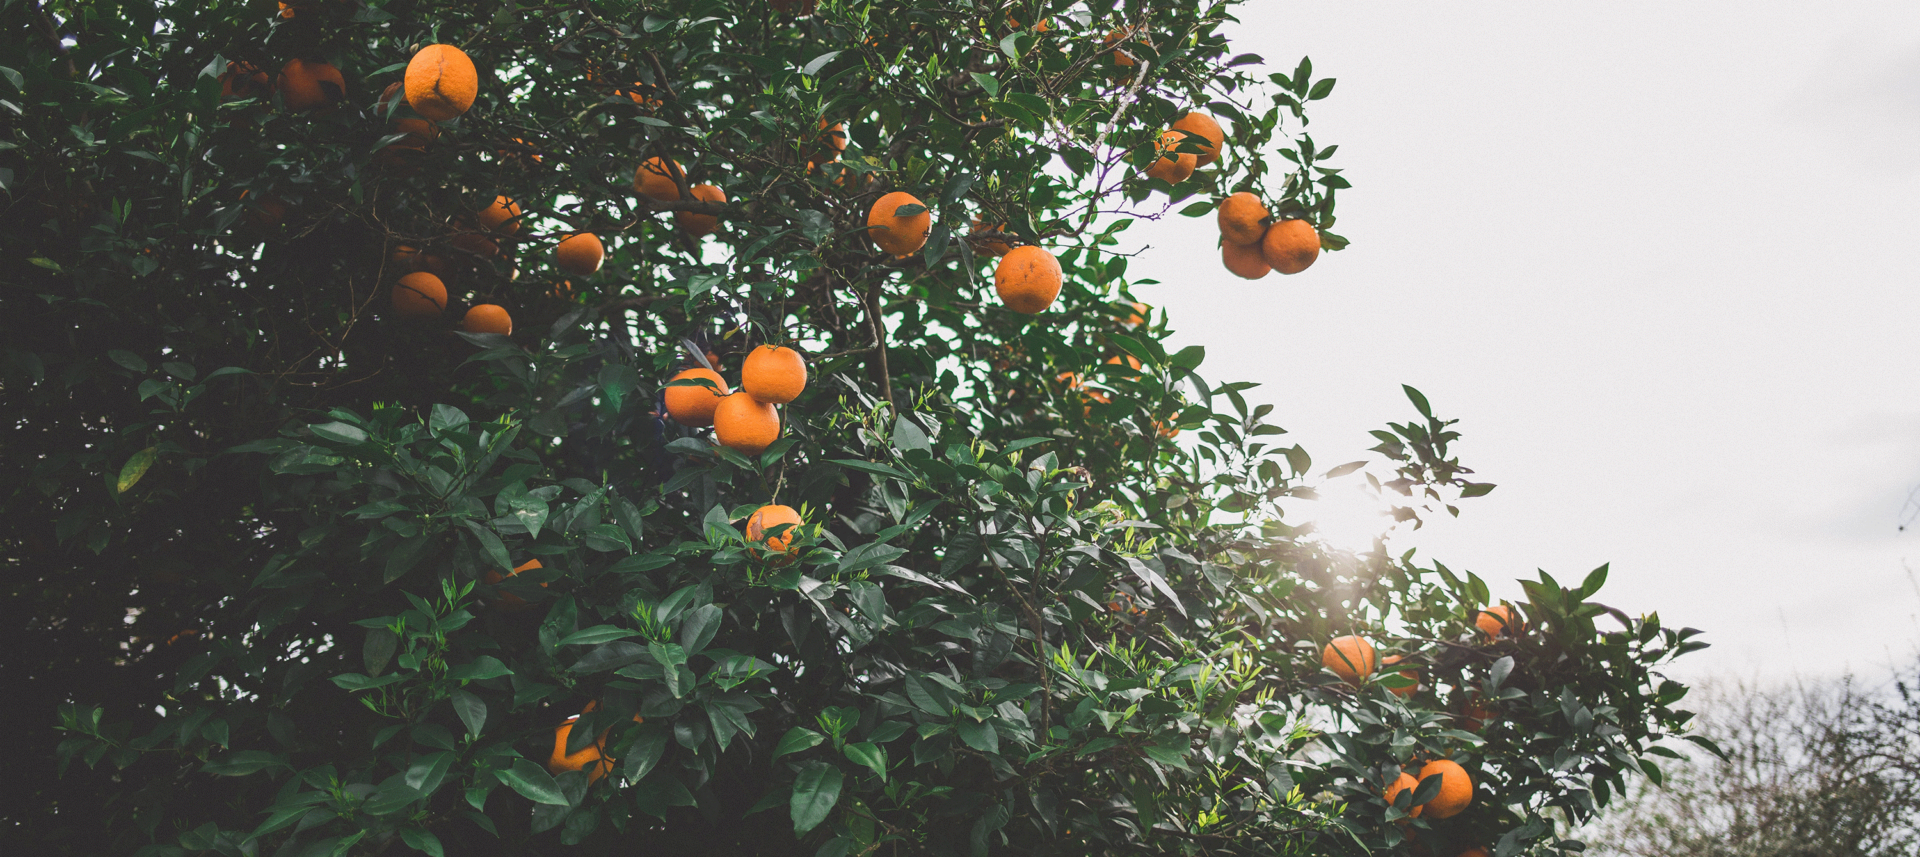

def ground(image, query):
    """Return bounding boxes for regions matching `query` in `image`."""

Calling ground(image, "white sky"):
[1129,1,1920,682]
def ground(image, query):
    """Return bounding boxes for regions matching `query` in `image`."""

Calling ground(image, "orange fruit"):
[477,195,521,233]
[741,345,807,404]
[1459,849,1492,857]
[1104,354,1143,374]
[663,368,728,426]
[1459,697,1497,732]
[391,272,447,318]
[867,191,931,257]
[1104,29,1148,71]
[994,245,1063,314]
[376,81,407,113]
[551,280,574,301]
[675,184,726,237]
[1144,130,1196,184]
[220,61,270,100]
[1121,302,1149,327]
[810,120,848,167]
[1221,239,1270,280]
[1260,219,1321,275]
[1416,759,1473,818]
[555,232,604,275]
[1217,192,1270,246]
[1382,654,1418,698]
[462,304,512,335]
[277,59,345,111]
[549,707,615,783]
[633,157,686,202]
[389,117,437,148]
[391,244,422,270]
[713,392,780,454]
[404,44,478,122]
[1170,112,1226,167]
[1384,771,1423,817]
[483,559,546,610]
[745,504,804,555]
[1321,635,1377,685]
[969,217,1012,256]
[237,190,287,230]
[1476,604,1524,639]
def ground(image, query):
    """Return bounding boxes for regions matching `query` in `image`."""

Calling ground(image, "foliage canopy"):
[1,1,1705,855]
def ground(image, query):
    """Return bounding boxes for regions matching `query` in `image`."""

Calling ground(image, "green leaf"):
[842,741,886,780]
[1402,384,1432,418]
[399,828,445,857]
[969,72,1000,97]
[447,656,513,681]
[830,459,913,482]
[496,758,570,806]
[107,349,146,372]
[1308,78,1337,100]
[800,50,843,76]
[308,421,368,445]
[1460,482,1496,498]
[117,447,157,494]
[774,726,826,758]
[461,521,513,573]
[622,722,671,783]
[451,690,486,739]
[956,720,998,754]
[558,625,638,647]
[200,750,285,776]
[789,761,843,834]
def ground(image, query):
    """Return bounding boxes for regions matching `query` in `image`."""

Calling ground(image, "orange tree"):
[2,1,1709,855]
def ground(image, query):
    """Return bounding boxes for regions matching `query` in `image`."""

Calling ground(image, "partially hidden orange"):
[1417,759,1474,819]
[462,304,512,335]
[1321,635,1377,685]
[633,157,685,202]
[675,184,726,237]
[1144,130,1196,184]
[555,232,604,275]
[663,368,728,427]
[1261,219,1321,275]
[1217,192,1270,246]
[867,191,931,257]
[278,58,345,111]
[1222,239,1270,280]
[745,504,804,556]
[1171,111,1226,166]
[713,392,780,454]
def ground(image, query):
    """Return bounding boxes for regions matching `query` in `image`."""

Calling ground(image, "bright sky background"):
[1129,1,1920,683]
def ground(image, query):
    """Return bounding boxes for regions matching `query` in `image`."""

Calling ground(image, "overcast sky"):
[1129,2,1920,682]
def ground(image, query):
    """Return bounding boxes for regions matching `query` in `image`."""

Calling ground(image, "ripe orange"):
[391,244,422,270]
[1417,759,1474,818]
[404,44,478,122]
[969,217,1012,256]
[1260,219,1321,274]
[867,191,931,257]
[810,120,848,167]
[1170,111,1225,166]
[477,195,521,233]
[220,61,270,100]
[376,81,407,113]
[633,157,686,202]
[994,245,1063,314]
[745,504,804,555]
[1321,635,1377,685]
[664,368,728,426]
[549,709,615,783]
[1103,29,1148,71]
[1222,239,1271,280]
[1459,696,1497,732]
[462,304,512,335]
[1105,354,1143,374]
[391,272,447,318]
[389,117,437,148]
[1459,849,1492,857]
[741,345,807,404]
[1121,302,1150,327]
[1144,130,1196,183]
[555,232,604,275]
[1476,603,1523,639]
[1384,772,1423,817]
[1217,192,1270,246]
[449,225,499,258]
[238,190,287,231]
[1382,654,1418,698]
[713,392,780,454]
[675,184,726,237]
[277,59,345,111]
[483,559,546,610]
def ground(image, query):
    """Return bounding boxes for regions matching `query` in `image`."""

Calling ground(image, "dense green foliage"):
[2,1,1707,855]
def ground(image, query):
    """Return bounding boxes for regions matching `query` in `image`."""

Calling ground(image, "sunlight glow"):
[1301,479,1394,553]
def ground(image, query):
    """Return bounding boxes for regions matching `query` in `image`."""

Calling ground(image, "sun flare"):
[1302,479,1394,552]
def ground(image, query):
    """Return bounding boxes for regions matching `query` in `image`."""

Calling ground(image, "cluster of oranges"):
[663,344,808,457]
[865,191,1065,314]
[1217,192,1320,280]
[1318,603,1526,841]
